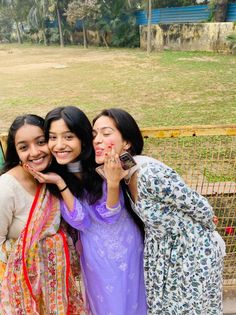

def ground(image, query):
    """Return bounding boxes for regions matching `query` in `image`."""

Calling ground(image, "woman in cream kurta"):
[0,114,89,314]
[0,174,33,252]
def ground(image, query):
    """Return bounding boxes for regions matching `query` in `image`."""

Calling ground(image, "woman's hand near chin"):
[23,163,65,188]
[103,145,128,185]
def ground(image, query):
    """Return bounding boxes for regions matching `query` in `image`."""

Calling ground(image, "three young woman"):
[0,114,89,314]
[5,106,224,315]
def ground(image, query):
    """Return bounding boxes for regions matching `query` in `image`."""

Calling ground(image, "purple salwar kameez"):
[60,183,147,315]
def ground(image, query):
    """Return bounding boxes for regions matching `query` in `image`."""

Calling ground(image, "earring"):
[19,160,22,166]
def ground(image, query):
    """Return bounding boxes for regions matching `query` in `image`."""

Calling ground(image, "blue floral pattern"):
[131,157,224,315]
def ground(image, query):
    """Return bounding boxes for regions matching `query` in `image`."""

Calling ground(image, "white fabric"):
[213,231,226,256]
[0,173,34,245]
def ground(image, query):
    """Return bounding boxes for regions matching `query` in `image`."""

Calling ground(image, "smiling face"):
[48,118,82,165]
[15,124,51,172]
[92,115,130,165]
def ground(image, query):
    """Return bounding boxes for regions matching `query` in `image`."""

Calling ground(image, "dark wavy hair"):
[93,108,145,235]
[44,106,103,203]
[1,114,45,174]
[93,108,144,156]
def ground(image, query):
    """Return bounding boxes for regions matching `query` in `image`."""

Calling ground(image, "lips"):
[94,148,104,156]
[53,151,71,159]
[29,157,46,165]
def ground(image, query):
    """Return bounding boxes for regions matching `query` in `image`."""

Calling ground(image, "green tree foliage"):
[47,0,71,46]
[65,0,100,47]
[28,0,50,45]
[0,10,13,41]
[93,0,140,47]
[151,0,197,8]
[0,0,32,43]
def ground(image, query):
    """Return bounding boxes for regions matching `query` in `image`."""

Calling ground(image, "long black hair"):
[1,114,45,174]
[44,106,103,203]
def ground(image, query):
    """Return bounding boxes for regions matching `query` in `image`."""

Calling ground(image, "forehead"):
[15,124,44,143]
[93,116,116,129]
[49,118,70,132]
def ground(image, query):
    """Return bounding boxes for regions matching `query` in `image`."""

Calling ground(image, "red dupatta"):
[0,184,89,314]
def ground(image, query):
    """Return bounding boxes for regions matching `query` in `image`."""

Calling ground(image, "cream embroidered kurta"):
[0,174,34,245]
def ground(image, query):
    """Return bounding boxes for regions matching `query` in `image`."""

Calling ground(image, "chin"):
[56,160,69,165]
[95,157,104,165]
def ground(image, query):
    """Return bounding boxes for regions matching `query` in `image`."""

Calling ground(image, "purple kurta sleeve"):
[93,200,122,224]
[92,182,123,224]
[60,197,91,231]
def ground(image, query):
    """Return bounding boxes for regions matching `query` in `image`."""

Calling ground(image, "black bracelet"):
[59,185,68,192]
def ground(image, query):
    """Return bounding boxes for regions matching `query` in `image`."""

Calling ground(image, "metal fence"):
[142,125,236,287]
[1,126,236,286]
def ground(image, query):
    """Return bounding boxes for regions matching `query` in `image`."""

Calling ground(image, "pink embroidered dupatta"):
[0,184,89,315]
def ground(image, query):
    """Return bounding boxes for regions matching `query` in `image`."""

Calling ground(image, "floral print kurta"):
[130,156,224,315]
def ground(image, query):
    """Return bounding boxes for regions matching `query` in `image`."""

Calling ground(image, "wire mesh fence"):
[0,125,236,286]
[142,125,236,287]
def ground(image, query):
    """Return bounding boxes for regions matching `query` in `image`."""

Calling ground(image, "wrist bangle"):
[59,185,68,192]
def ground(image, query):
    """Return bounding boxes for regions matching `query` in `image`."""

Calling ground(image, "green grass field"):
[0,44,236,133]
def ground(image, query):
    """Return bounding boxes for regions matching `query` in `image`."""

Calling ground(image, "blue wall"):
[136,3,236,25]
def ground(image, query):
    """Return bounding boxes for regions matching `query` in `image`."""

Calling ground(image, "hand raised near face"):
[103,145,128,184]
[23,163,65,188]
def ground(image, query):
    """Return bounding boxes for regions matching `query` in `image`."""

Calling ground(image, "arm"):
[0,184,14,247]
[0,182,15,282]
[24,164,74,210]
[138,162,215,230]
[92,182,123,224]
[60,197,91,231]
[103,147,128,209]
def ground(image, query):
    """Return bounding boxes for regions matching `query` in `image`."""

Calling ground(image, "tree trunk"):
[214,0,228,22]
[42,29,47,46]
[147,0,152,54]
[56,6,64,47]
[15,21,22,44]
[101,33,109,48]
[82,20,88,48]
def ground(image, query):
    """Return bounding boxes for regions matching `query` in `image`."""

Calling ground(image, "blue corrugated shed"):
[136,3,236,25]
[226,3,236,21]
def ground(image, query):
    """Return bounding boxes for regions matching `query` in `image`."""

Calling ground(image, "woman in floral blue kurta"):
[93,108,224,315]
[129,155,224,315]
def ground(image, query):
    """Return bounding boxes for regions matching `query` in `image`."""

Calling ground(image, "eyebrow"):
[16,135,45,146]
[49,130,73,134]
[92,127,114,132]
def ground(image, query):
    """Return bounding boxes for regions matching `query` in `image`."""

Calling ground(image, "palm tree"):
[48,0,70,47]
[28,0,49,45]
[0,0,32,43]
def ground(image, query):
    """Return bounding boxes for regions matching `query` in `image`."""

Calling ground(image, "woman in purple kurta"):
[28,106,147,315]
[60,182,147,315]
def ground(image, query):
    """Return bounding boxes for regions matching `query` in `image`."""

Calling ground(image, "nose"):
[53,137,66,150]
[29,144,40,157]
[93,133,102,144]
